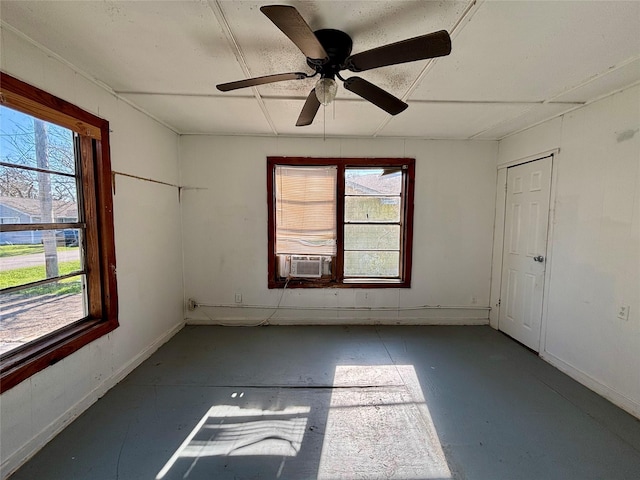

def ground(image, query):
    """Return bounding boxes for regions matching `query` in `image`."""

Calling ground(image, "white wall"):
[180,136,498,325]
[1,20,636,480]
[495,85,640,417]
[0,27,185,477]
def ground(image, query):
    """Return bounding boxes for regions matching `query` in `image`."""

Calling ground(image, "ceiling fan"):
[216,5,452,126]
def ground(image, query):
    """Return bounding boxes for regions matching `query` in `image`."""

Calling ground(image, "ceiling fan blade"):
[260,5,329,65]
[343,77,408,115]
[216,72,308,92]
[344,30,451,72]
[296,89,321,126]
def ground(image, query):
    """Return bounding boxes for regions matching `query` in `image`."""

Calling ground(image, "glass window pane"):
[0,274,87,355]
[0,106,76,175]
[345,168,402,196]
[345,196,400,222]
[0,231,82,289]
[0,167,78,223]
[344,251,400,277]
[344,225,400,250]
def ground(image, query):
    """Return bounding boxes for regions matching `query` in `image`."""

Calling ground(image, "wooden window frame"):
[267,157,415,289]
[0,73,118,393]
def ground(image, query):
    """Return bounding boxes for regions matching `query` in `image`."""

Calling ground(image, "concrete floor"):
[10,325,640,480]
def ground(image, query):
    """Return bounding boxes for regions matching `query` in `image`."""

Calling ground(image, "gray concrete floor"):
[10,325,640,479]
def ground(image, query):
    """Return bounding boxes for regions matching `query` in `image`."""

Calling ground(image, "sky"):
[0,105,78,203]
[0,105,75,173]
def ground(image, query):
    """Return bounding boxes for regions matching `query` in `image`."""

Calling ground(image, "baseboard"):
[185,308,490,326]
[540,350,640,420]
[1,321,185,479]
[187,318,489,326]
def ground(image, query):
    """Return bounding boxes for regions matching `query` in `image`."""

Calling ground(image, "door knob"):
[533,255,544,262]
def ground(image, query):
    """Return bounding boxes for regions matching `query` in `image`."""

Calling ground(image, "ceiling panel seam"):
[207,0,278,135]
[483,56,640,140]
[468,102,584,140]
[468,103,541,140]
[111,91,587,108]
[178,132,495,141]
[543,53,640,104]
[404,99,583,106]
[495,78,640,141]
[372,0,485,138]
[477,104,579,141]
[401,0,484,103]
[0,21,179,135]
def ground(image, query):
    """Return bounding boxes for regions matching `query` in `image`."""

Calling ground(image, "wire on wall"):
[192,302,491,312]
[193,277,292,327]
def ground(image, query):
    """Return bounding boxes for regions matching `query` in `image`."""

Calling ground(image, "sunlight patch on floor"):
[156,404,310,479]
[317,365,452,480]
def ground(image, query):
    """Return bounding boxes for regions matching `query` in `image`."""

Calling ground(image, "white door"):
[499,156,552,351]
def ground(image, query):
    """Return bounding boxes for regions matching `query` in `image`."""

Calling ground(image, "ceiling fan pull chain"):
[323,104,326,141]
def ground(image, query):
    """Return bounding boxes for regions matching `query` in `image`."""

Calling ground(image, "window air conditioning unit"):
[290,256,322,278]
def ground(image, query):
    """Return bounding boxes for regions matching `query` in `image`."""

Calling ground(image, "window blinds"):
[275,165,337,255]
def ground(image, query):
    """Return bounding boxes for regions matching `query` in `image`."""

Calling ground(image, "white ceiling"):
[1,1,639,139]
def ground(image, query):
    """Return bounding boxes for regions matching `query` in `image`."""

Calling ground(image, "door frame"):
[489,149,559,355]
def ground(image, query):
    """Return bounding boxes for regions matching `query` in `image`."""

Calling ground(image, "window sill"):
[269,278,410,289]
[343,278,403,284]
[0,317,118,393]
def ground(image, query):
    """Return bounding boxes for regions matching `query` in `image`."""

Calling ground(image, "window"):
[0,73,118,392]
[267,157,414,288]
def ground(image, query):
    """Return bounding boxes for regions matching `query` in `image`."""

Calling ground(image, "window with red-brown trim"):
[0,73,118,393]
[267,157,414,288]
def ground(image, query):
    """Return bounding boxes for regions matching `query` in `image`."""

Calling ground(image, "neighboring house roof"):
[0,196,78,219]
[346,171,402,195]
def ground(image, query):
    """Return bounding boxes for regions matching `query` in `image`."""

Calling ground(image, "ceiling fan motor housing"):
[307,29,353,77]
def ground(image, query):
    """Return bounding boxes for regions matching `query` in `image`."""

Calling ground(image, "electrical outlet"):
[235,293,242,304]
[187,298,196,311]
[617,305,630,321]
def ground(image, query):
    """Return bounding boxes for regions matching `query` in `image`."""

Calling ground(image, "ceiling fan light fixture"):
[315,77,337,105]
